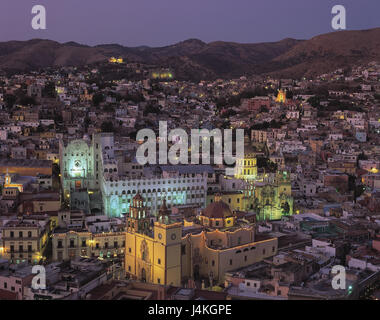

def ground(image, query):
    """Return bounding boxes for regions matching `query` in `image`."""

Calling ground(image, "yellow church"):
[125,194,182,286]
[275,89,287,103]
[125,193,278,287]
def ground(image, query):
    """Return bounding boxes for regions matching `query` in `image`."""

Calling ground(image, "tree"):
[19,95,37,106]
[257,157,278,173]
[286,90,294,99]
[357,152,368,162]
[84,116,91,131]
[101,121,114,133]
[42,81,56,98]
[281,202,290,215]
[143,104,161,116]
[92,93,104,106]
[307,96,320,108]
[4,94,16,109]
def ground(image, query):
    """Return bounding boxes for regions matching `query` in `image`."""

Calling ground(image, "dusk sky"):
[0,0,379,47]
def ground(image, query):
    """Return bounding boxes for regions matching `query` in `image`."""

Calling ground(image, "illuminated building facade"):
[52,230,126,261]
[252,171,294,221]
[125,194,278,286]
[125,194,182,286]
[52,210,126,261]
[3,171,24,192]
[150,69,174,80]
[234,146,258,181]
[109,57,124,64]
[232,142,293,220]
[276,89,287,103]
[0,219,49,264]
[60,134,208,217]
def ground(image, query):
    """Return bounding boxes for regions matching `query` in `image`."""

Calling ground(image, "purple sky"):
[0,0,379,47]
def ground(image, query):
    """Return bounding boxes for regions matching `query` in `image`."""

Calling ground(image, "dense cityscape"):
[0,53,380,301]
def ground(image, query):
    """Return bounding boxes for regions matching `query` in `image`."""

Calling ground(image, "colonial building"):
[60,133,208,217]
[0,218,50,264]
[52,210,125,261]
[125,194,182,286]
[125,194,278,286]
[252,171,294,220]
[234,144,258,181]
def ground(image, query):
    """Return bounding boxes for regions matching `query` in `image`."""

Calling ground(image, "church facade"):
[59,133,208,217]
[125,193,278,286]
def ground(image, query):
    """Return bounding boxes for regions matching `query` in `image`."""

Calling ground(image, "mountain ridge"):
[0,27,380,81]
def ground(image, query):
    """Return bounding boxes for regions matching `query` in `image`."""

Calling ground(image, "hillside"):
[0,27,379,80]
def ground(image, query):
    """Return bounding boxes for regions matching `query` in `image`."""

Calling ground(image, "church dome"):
[203,200,232,219]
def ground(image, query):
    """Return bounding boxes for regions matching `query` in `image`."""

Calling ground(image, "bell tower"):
[157,199,171,224]
[127,193,151,235]
[4,168,11,185]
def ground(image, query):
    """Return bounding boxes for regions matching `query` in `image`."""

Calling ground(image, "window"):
[19,231,23,238]
[70,240,75,248]
[82,240,86,247]
[10,231,14,238]
[229,259,232,265]
[181,245,186,255]
[212,260,215,267]
[158,258,161,265]
[28,231,32,238]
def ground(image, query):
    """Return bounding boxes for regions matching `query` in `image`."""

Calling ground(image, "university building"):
[59,133,209,217]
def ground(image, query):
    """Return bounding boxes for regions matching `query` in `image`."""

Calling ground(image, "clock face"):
[171,233,176,240]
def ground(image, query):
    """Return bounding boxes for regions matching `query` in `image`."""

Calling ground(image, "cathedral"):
[125,193,278,287]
